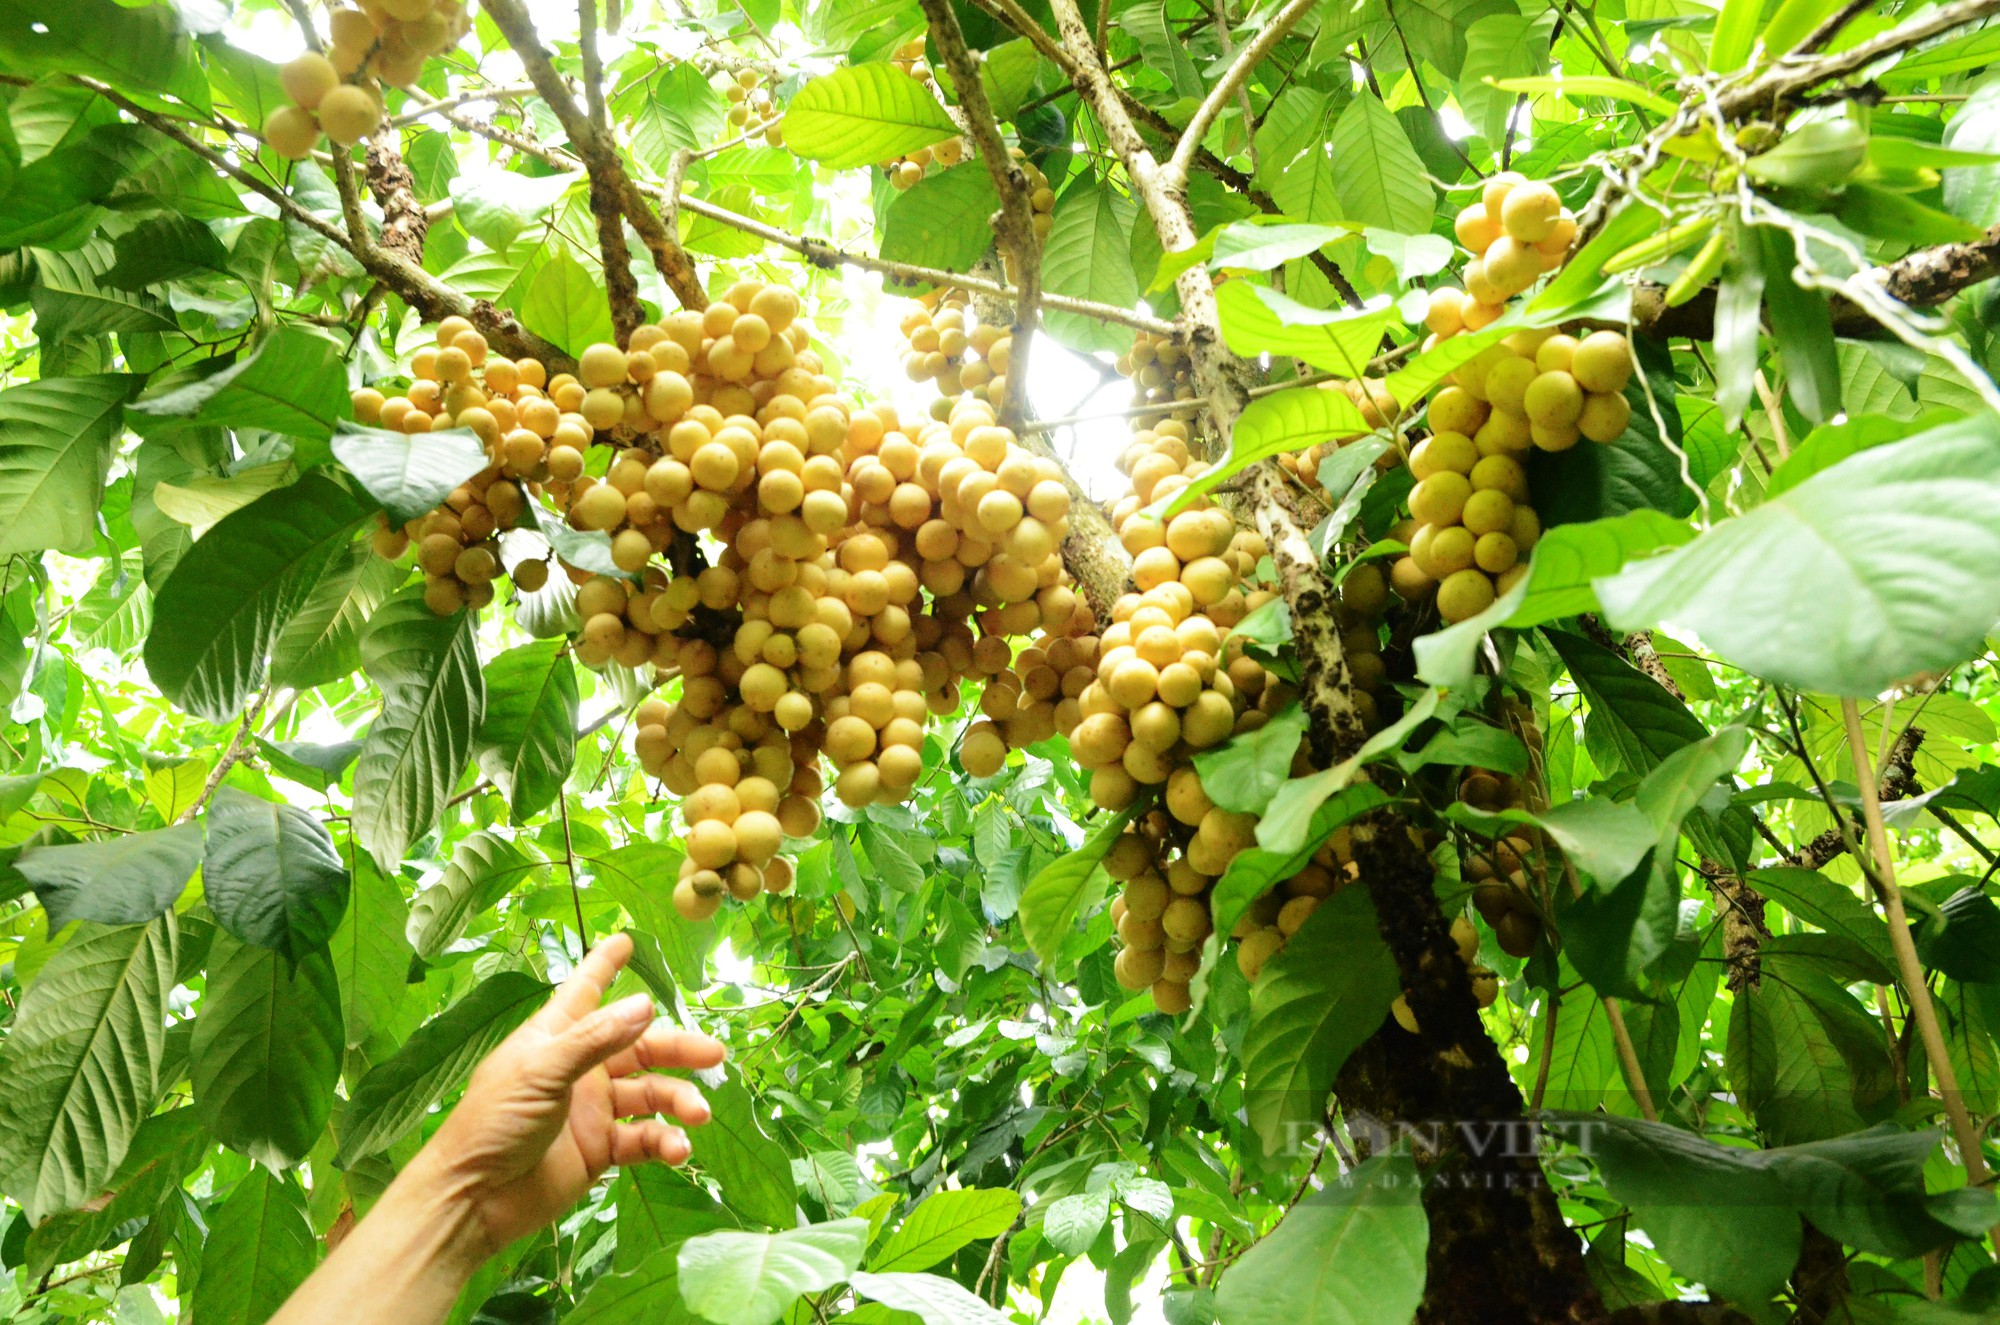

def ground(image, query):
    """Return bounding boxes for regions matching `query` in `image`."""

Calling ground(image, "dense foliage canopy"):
[4,0,2000,1322]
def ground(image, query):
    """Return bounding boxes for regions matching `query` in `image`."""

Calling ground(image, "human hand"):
[403,933,727,1256]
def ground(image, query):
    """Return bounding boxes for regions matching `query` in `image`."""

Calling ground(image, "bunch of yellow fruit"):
[263,2,469,159]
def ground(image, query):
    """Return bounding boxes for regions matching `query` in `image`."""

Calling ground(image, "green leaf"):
[1195,704,1308,814]
[1710,0,1762,72]
[1502,510,1696,628]
[0,373,143,557]
[1215,283,1392,379]
[30,238,177,343]
[1766,412,1934,498]
[569,1243,702,1324]
[256,738,363,793]
[189,1168,317,1325]
[781,64,957,169]
[1362,228,1454,283]
[103,214,231,290]
[127,328,349,445]
[1544,628,1708,775]
[1459,13,1551,143]
[1754,224,1840,424]
[1170,386,1370,514]
[406,830,544,961]
[328,857,411,1050]
[871,1188,1020,1272]
[849,1270,1012,1324]
[1835,183,1985,246]
[1491,75,1679,118]
[879,163,1000,276]
[189,930,342,1169]
[144,473,374,723]
[353,593,484,871]
[1209,221,1351,274]
[1242,889,1400,1154]
[677,1219,869,1325]
[1728,951,1896,1145]
[1749,867,1894,975]
[520,250,617,360]
[15,823,204,930]
[0,916,179,1222]
[0,0,208,112]
[476,640,578,823]
[619,63,726,174]
[1017,800,1141,969]
[615,1165,737,1271]
[1258,689,1439,853]
[201,785,348,960]
[978,40,1041,120]
[151,462,298,534]
[1214,1154,1427,1325]
[1041,182,1139,355]
[1595,414,2000,696]
[330,423,489,527]
[268,543,407,690]
[1120,0,1203,99]
[446,170,580,250]
[1042,1188,1110,1256]
[1328,93,1433,234]
[335,970,548,1165]
[693,1077,798,1230]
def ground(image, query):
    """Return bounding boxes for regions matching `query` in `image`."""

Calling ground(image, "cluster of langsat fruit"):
[897,289,1017,420]
[352,317,549,616]
[515,282,1082,921]
[722,68,779,141]
[263,2,470,159]
[1433,173,1576,332]
[1115,330,1199,424]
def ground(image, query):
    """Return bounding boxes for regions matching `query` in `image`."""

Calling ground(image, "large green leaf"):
[1327,93,1434,234]
[0,0,208,111]
[878,164,1001,276]
[1194,703,1308,815]
[1596,415,2000,695]
[781,64,957,169]
[1748,867,1894,975]
[328,857,412,1050]
[848,1271,1012,1325]
[871,1188,1020,1272]
[568,1243,702,1325]
[16,1108,205,1283]
[335,970,548,1165]
[189,1168,317,1325]
[1209,784,1390,940]
[1727,949,1896,1145]
[329,422,489,527]
[0,915,179,1222]
[201,785,348,959]
[30,238,176,343]
[0,373,142,557]
[1040,182,1139,355]
[446,169,580,251]
[405,830,545,961]
[144,472,374,722]
[615,1165,739,1271]
[268,543,407,690]
[1215,283,1392,379]
[476,639,578,823]
[1502,510,1695,628]
[676,1219,869,1325]
[1214,1154,1427,1325]
[1458,12,1552,141]
[1017,800,1141,970]
[617,62,726,175]
[1170,385,1370,513]
[127,328,349,445]
[14,822,204,930]
[103,213,231,289]
[1242,889,1400,1154]
[190,931,342,1169]
[521,250,617,360]
[352,593,484,871]
[693,1077,798,1230]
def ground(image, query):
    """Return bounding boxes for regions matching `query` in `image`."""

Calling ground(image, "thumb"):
[545,993,655,1085]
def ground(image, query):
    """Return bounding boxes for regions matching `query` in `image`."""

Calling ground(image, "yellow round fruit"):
[1578,390,1632,443]
[317,84,382,145]
[1437,568,1497,623]
[263,104,321,159]
[1571,331,1635,395]
[281,53,341,111]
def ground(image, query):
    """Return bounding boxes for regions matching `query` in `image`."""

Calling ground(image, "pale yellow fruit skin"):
[281,53,341,111]
[264,105,321,160]
[317,84,382,146]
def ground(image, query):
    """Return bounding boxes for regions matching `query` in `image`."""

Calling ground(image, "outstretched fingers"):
[603,1026,728,1077]
[545,991,657,1085]
[609,1119,692,1167]
[534,932,637,1029]
[610,1075,712,1125]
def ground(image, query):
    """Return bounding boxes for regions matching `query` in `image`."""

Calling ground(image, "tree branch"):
[480,0,708,311]
[1719,0,2000,119]
[917,0,1043,431]
[1163,0,1313,190]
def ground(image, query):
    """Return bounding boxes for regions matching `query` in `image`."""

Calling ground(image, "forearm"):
[271,1151,491,1325]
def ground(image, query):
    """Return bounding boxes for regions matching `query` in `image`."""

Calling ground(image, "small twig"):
[558,793,589,959]
[386,83,539,128]
[181,687,274,824]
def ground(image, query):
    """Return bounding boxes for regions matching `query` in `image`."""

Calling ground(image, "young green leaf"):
[781,64,957,169]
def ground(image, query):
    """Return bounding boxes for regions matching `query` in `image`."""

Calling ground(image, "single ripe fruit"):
[317,85,382,145]
[1500,181,1562,244]
[280,53,341,111]
[1570,331,1635,396]
[263,105,321,160]
[1437,568,1497,623]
